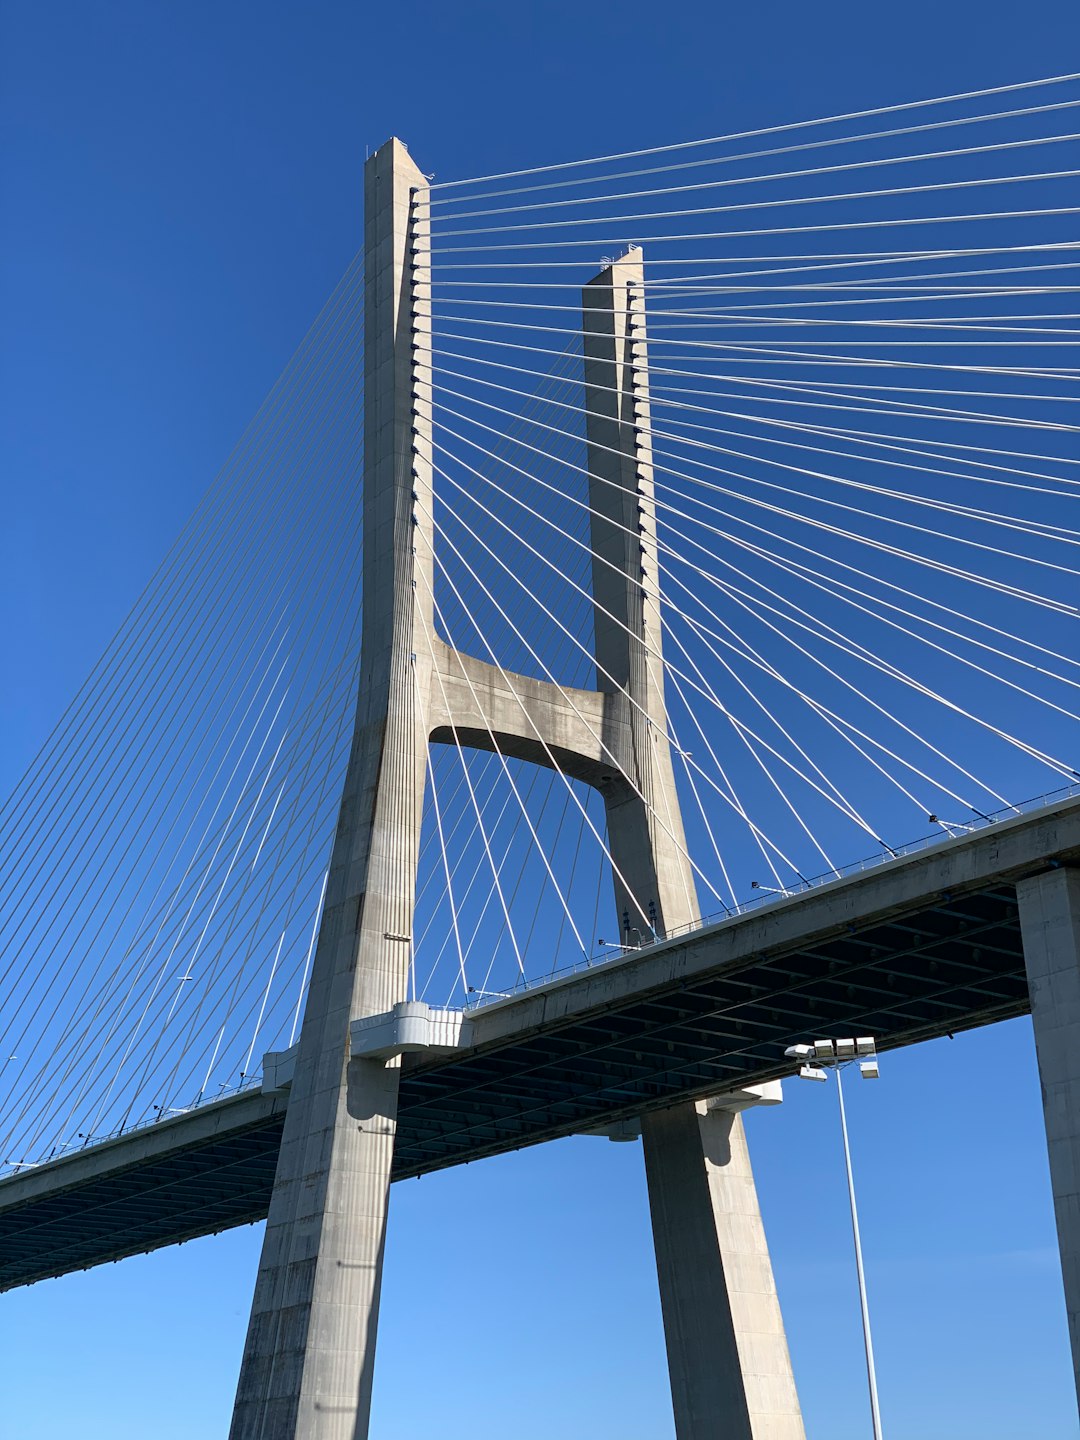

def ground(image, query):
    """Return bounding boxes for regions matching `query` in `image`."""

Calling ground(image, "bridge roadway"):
[3,792,1075,1292]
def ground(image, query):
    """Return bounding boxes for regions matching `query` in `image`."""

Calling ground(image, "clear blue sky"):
[2,2,1079,1436]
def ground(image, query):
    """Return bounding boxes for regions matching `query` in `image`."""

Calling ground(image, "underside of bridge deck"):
[0,848,1038,1292]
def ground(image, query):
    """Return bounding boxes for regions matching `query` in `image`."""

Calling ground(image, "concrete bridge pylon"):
[228,136,805,1440]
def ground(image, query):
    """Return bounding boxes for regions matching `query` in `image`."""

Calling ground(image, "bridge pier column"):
[229,137,432,1440]
[642,1102,804,1440]
[582,253,804,1440]
[1017,865,1080,1409]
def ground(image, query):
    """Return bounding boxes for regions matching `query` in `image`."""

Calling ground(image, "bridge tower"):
[229,137,804,1440]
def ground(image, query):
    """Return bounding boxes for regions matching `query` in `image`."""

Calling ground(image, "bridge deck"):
[4,794,1073,1291]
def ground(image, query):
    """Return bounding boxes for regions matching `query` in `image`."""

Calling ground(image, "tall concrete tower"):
[229,137,804,1440]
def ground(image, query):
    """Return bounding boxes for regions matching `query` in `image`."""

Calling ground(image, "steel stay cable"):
[655,403,1080,518]
[410,346,595,969]
[434,420,1008,835]
[434,357,1080,576]
[650,365,1080,439]
[426,459,902,854]
[424,638,596,991]
[433,163,1080,243]
[423,242,1080,273]
[432,123,1080,222]
[666,510,1080,744]
[637,308,1080,335]
[289,874,328,1049]
[425,323,1080,430]
[429,201,1080,255]
[25,659,360,1152]
[7,627,300,1146]
[663,582,972,825]
[656,370,1080,414]
[422,702,468,998]
[432,100,1080,213]
[433,395,1080,637]
[427,72,1080,191]
[651,359,1080,429]
[11,665,296,1157]
[430,339,1080,457]
[0,637,292,1111]
[430,314,1080,380]
[434,292,1080,337]
[122,654,360,1131]
[0,265,366,869]
[0,257,364,850]
[431,359,1080,541]
[533,792,591,983]
[429,403,1078,776]
[659,548,1013,810]
[654,507,1076,781]
[623,253,1080,295]
[413,509,598,982]
[427,332,1080,458]
[415,760,549,997]
[434,410,1080,745]
[412,554,591,934]
[0,319,367,940]
[426,241,1080,277]
[674,635,851,870]
[421,573,593,962]
[660,661,788,890]
[74,565,366,1121]
[416,599,526,979]
[0,614,290,1030]
[432,351,1080,514]
[0,312,368,898]
[6,536,366,1153]
[432,378,1080,584]
[137,526,370,1123]
[0,457,357,1062]
[651,280,1080,313]
[660,589,902,839]
[0,378,366,1044]
[656,467,1080,683]
[7,483,364,1059]
[0,311,368,937]
[35,673,295,1141]
[418,514,677,925]
[7,501,368,1152]
[652,478,1034,803]
[659,619,844,870]
[105,334,596,1111]
[428,321,1080,414]
[663,696,741,907]
[419,497,660,930]
[659,540,1044,831]
[650,421,1080,556]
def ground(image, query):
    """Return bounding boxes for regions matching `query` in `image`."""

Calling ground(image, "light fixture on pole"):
[784,1034,884,1440]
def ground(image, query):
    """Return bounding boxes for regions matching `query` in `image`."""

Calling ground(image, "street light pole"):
[785,1035,885,1440]
[835,1062,884,1440]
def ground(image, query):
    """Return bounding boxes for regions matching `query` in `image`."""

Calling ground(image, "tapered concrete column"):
[582,247,697,942]
[583,252,804,1440]
[1017,866,1080,1409]
[643,1102,805,1440]
[229,138,432,1440]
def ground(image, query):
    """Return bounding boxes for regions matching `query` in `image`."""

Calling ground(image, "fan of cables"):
[3,71,1080,1172]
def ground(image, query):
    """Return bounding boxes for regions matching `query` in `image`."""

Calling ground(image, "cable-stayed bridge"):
[3,71,1080,1438]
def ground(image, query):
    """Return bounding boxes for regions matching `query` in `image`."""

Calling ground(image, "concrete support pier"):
[229,138,432,1440]
[643,1102,805,1440]
[582,252,805,1440]
[1017,866,1080,1409]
